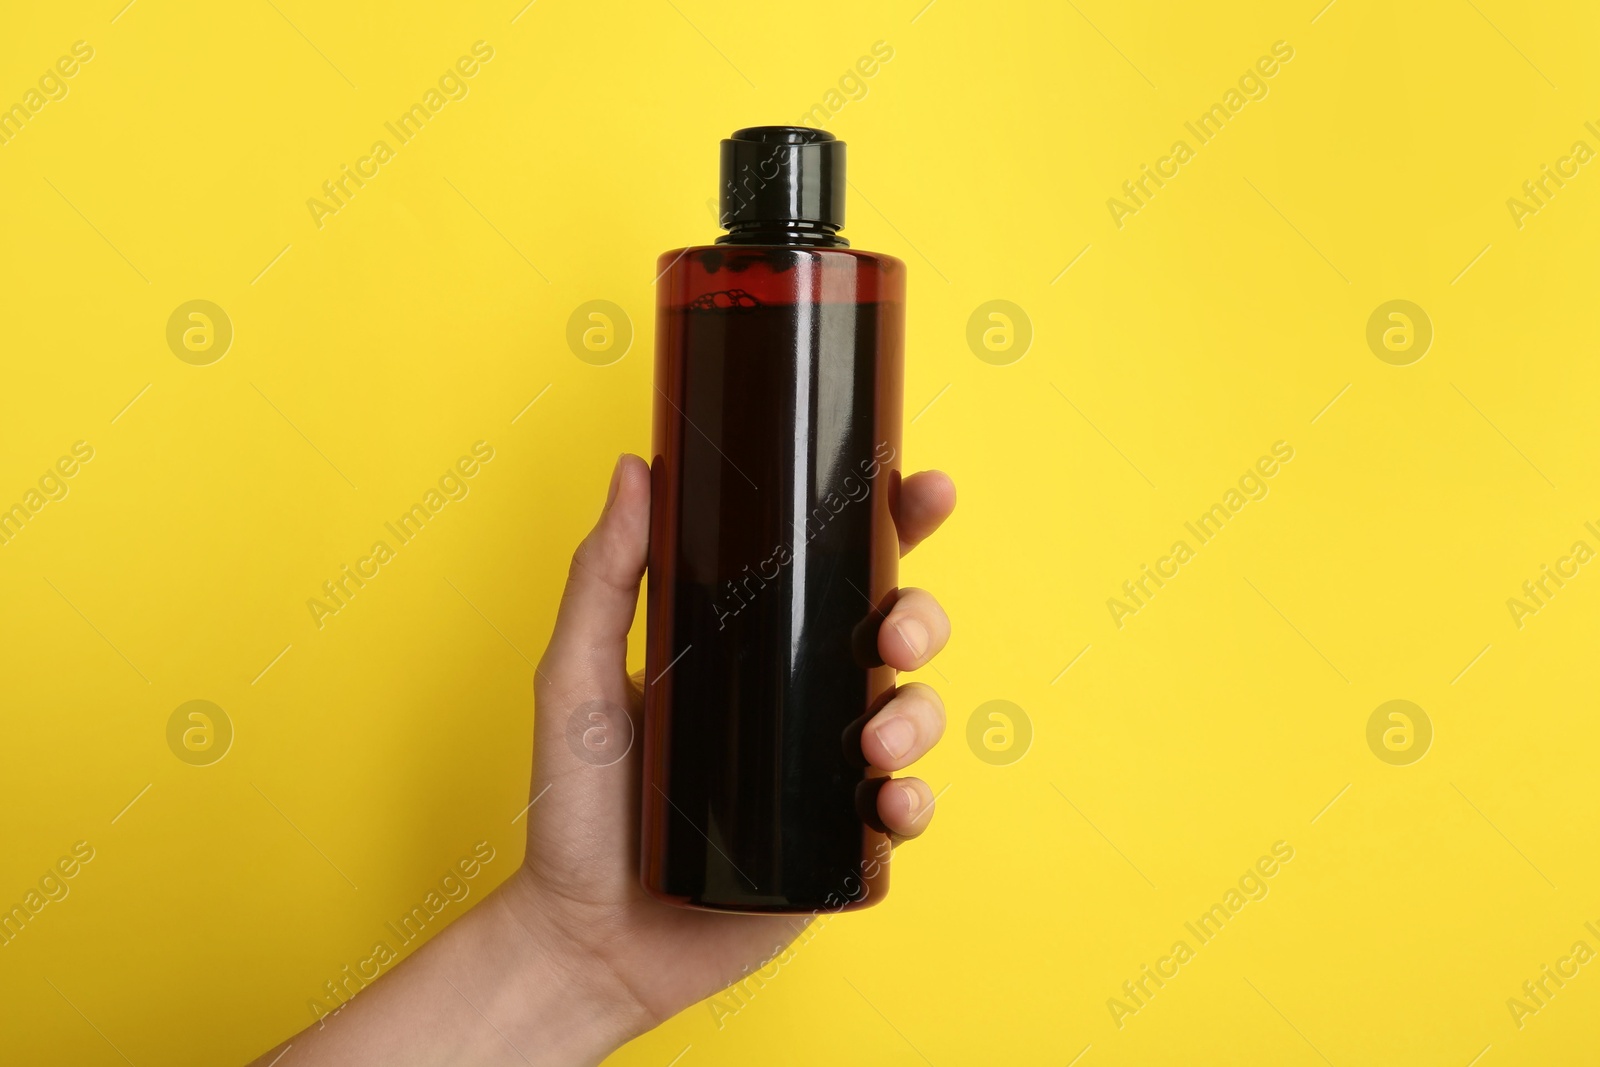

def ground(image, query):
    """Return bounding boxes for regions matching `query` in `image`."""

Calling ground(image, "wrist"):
[472,871,647,1065]
[260,871,638,1067]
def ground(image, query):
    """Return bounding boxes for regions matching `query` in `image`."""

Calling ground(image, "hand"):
[254,455,956,1066]
[503,454,958,1053]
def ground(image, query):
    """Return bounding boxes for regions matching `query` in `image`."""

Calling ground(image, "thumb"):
[526,455,649,887]
[536,454,651,703]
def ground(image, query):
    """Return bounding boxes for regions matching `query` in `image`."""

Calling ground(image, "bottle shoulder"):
[655,245,905,308]
[657,245,905,272]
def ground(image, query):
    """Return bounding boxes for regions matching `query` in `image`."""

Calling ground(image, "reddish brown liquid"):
[642,246,904,912]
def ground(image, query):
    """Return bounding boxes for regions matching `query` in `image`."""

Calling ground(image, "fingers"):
[892,470,956,556]
[876,776,936,841]
[861,682,945,772]
[878,587,950,672]
[862,685,944,843]
[872,472,952,847]
[537,454,650,699]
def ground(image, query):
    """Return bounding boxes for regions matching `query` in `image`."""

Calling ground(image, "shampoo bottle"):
[642,127,905,912]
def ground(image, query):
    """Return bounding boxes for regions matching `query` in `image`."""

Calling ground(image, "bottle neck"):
[717,220,849,247]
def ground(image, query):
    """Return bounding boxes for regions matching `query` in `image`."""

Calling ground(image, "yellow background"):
[2,0,1597,1063]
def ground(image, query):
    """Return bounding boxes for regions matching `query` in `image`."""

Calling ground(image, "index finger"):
[892,470,957,556]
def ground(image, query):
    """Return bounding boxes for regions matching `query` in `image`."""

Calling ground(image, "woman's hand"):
[256,455,955,1066]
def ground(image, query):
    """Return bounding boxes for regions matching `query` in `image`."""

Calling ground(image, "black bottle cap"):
[718,126,847,245]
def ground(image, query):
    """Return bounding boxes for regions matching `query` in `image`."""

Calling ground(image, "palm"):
[508,456,955,1038]
[517,677,801,1030]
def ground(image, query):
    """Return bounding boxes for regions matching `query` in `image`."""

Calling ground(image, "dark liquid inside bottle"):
[643,246,904,912]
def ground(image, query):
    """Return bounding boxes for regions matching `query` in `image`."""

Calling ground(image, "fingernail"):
[899,781,925,820]
[604,455,625,510]
[876,716,914,761]
[896,618,929,660]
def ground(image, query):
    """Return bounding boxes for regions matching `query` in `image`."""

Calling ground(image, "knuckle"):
[892,588,947,628]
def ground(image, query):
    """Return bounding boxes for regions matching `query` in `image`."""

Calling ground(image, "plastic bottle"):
[641,126,905,912]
